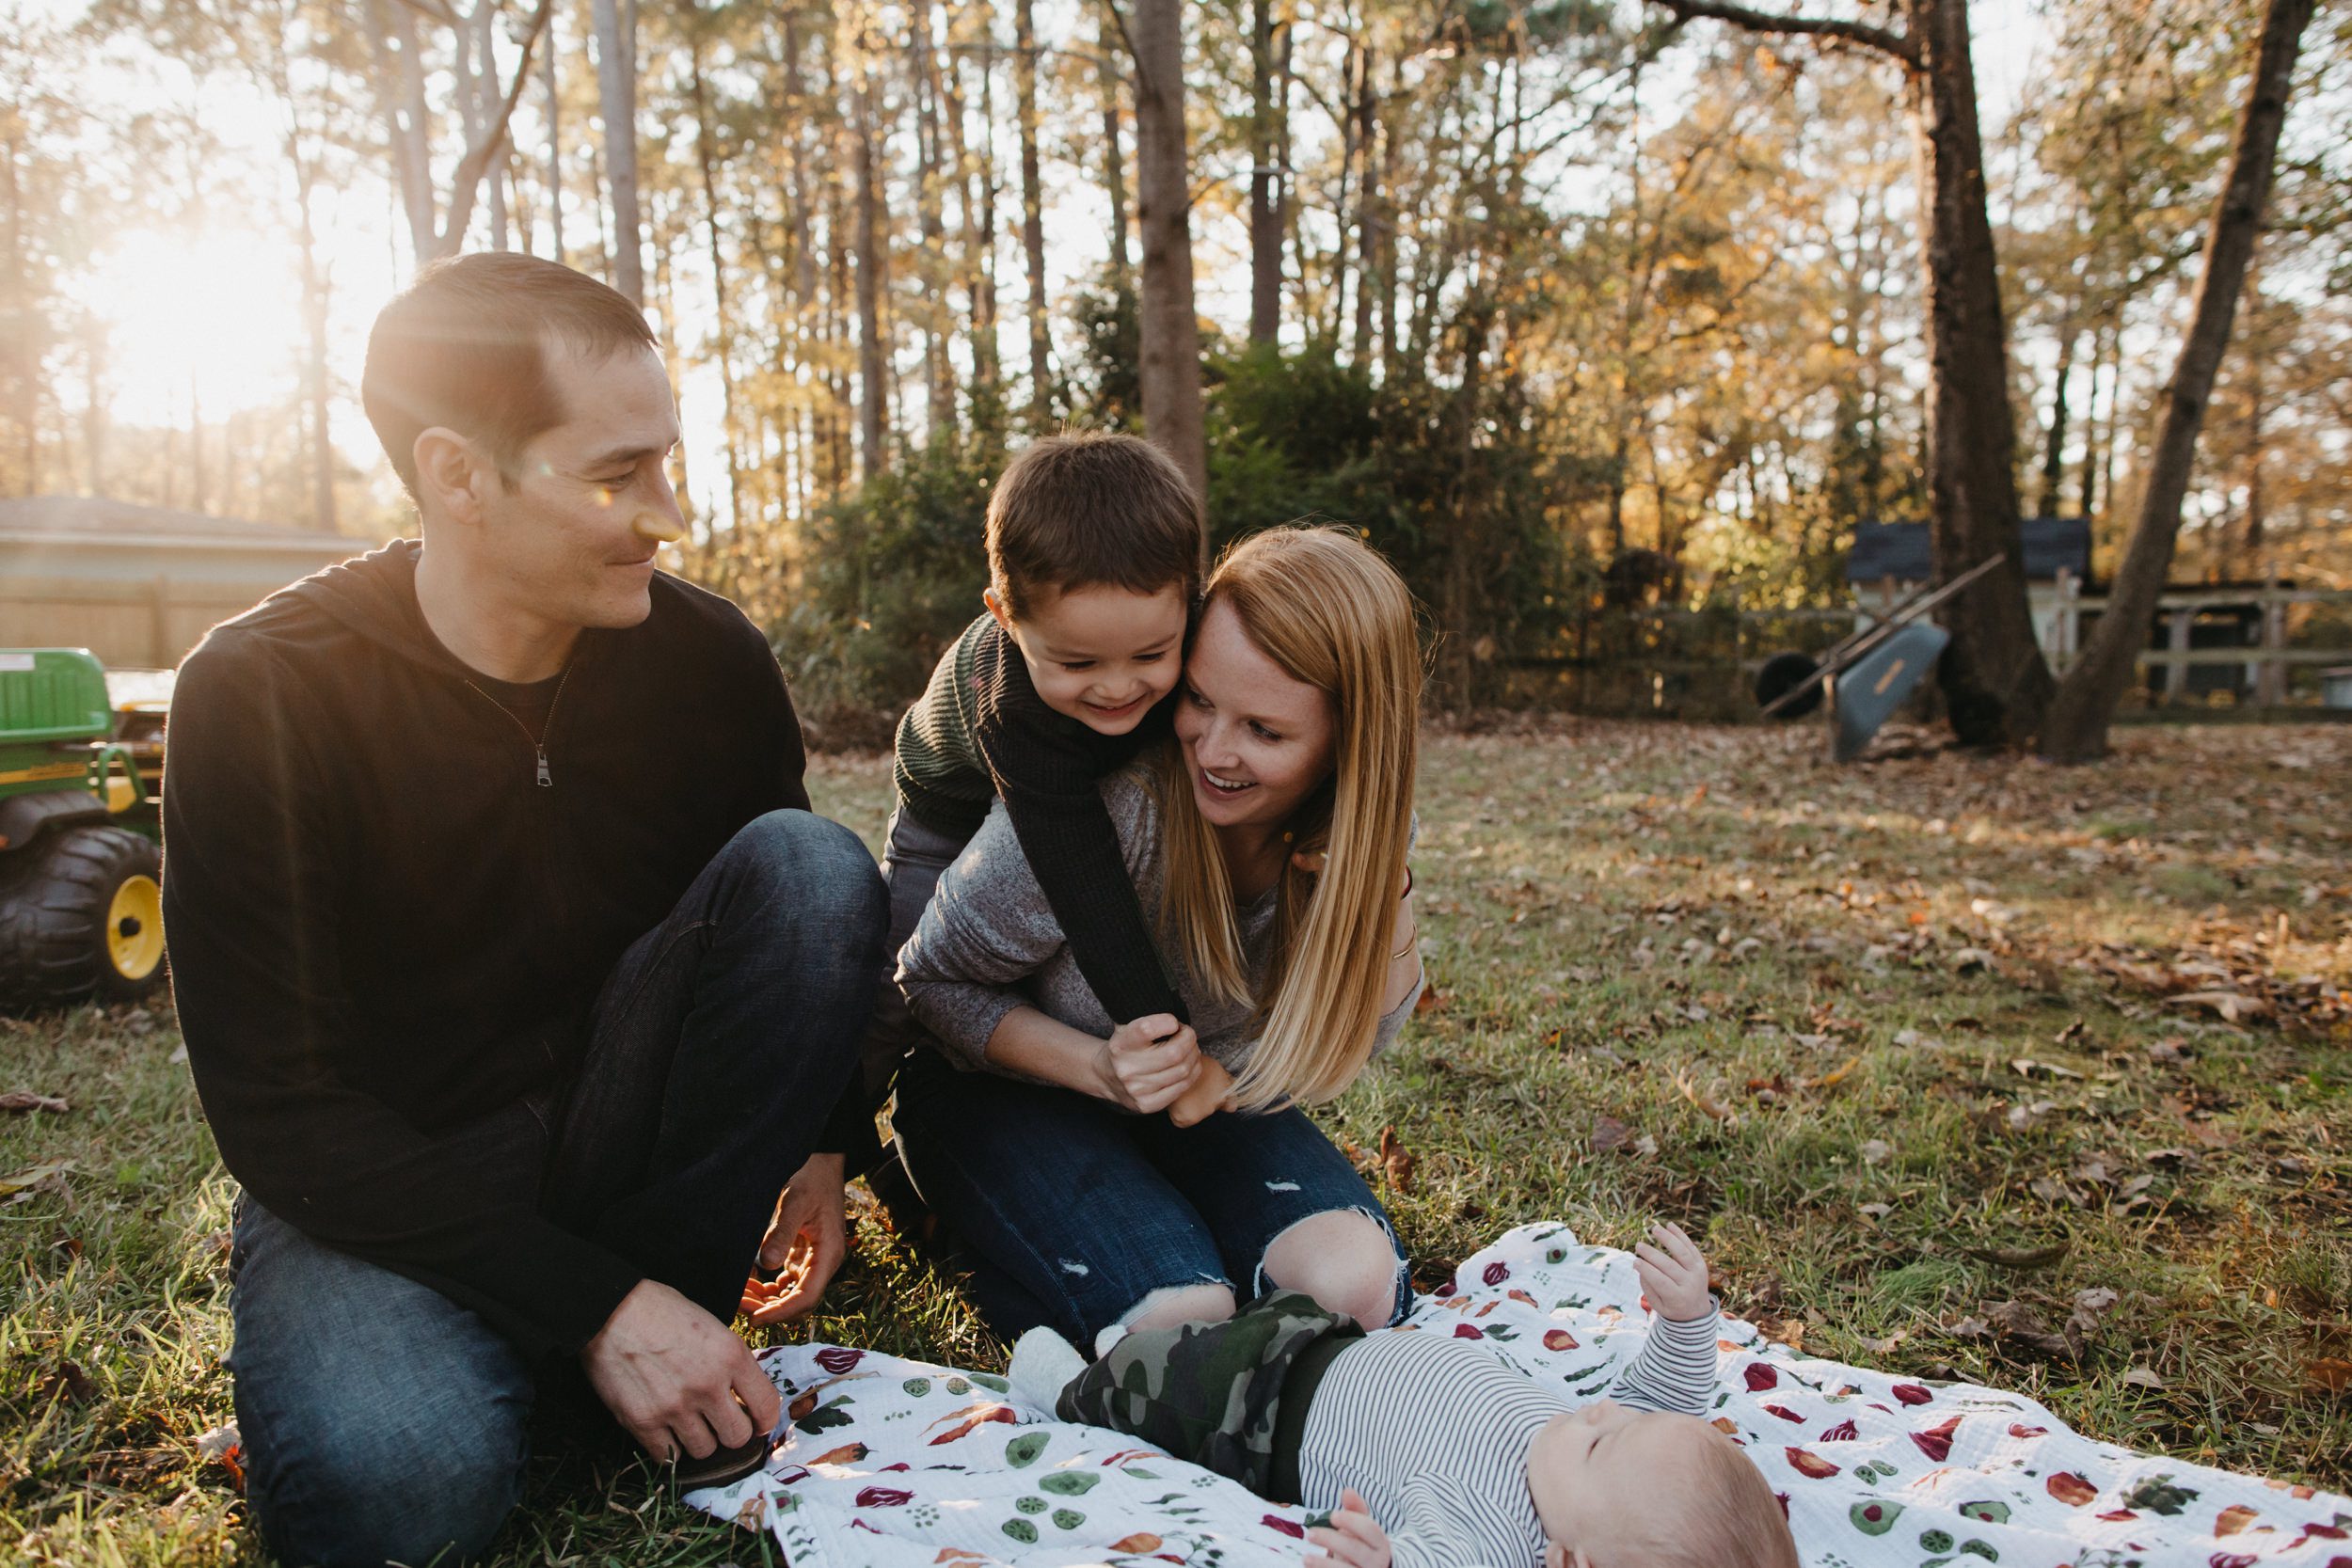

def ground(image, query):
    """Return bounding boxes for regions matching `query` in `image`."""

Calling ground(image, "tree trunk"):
[1350,44,1378,365]
[1015,0,1052,425]
[363,0,436,256]
[685,24,743,530]
[2039,0,2314,763]
[471,2,510,249]
[593,0,644,303]
[1128,0,1209,548]
[911,0,955,446]
[1097,1,1133,288]
[1247,0,1281,342]
[945,8,1000,411]
[852,62,888,479]
[543,20,564,261]
[2036,320,2077,518]
[1905,0,2052,746]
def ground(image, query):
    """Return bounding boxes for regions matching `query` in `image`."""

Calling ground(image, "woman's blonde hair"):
[1148,525,1422,1110]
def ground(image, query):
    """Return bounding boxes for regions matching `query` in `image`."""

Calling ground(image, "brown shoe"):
[673,1433,771,1493]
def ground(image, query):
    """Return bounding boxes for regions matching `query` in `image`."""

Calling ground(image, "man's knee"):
[723,810,886,941]
[245,1396,526,1568]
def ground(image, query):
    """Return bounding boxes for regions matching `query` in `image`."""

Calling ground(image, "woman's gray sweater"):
[895,769,1421,1072]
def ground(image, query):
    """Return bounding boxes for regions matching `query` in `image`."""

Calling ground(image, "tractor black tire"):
[0,826,167,1012]
[1754,650,1823,721]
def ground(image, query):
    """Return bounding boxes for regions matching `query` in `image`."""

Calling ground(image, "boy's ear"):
[982,587,1015,633]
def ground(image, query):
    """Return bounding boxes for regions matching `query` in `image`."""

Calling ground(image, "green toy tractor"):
[0,649,168,1010]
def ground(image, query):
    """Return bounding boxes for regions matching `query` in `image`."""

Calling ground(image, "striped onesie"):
[1292,1310,1724,1568]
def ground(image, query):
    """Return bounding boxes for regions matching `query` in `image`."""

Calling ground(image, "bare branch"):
[434,0,553,257]
[1648,0,1915,65]
[387,0,463,25]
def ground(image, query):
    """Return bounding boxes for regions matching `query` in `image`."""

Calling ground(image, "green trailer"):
[0,648,167,1009]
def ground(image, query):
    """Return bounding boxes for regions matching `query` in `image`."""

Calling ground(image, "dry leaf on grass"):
[1377,1126,1416,1194]
[2120,1367,2166,1390]
[0,1091,68,1114]
[1590,1116,1633,1153]
[1961,1243,2067,1271]
[2307,1357,2352,1395]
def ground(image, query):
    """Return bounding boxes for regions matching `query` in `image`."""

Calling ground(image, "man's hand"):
[741,1152,849,1324]
[1631,1220,1713,1322]
[582,1278,782,1462]
[1307,1488,1391,1568]
[1095,1014,1202,1114]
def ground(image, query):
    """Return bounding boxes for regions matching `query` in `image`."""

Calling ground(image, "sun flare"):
[79,228,312,428]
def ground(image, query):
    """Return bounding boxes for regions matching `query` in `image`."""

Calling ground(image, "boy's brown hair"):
[363,252,656,501]
[986,432,1201,618]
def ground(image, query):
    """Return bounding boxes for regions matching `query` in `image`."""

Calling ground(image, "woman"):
[890,525,1425,1353]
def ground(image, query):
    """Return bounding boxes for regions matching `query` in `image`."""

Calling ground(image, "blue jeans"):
[890,1043,1408,1351]
[226,810,886,1568]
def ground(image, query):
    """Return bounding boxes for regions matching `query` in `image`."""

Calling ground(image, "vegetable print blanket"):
[691,1224,2350,1567]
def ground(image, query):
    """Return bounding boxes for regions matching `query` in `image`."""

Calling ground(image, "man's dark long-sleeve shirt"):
[891,613,1186,1029]
[163,541,826,1361]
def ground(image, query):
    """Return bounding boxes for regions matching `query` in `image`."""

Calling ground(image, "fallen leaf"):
[1589,1116,1632,1153]
[1961,1243,2067,1271]
[1377,1126,1417,1194]
[1412,989,1448,1016]
[0,1091,68,1114]
[2168,990,2267,1023]
[1859,1138,1892,1166]
[1986,1299,2074,1359]
[2306,1357,2352,1395]
[36,1360,95,1404]
[1674,1070,1737,1123]
[2120,1367,2165,1390]
[0,1160,72,1198]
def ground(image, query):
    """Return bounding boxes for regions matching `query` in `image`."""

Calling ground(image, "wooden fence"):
[1497,585,2352,721]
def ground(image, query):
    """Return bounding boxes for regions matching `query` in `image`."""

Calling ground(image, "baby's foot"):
[1008,1325,1088,1413]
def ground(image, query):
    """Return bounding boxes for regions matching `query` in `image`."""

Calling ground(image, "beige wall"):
[1,547,358,668]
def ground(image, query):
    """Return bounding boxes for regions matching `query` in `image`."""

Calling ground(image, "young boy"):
[867,432,1203,1105]
[1008,1222,1801,1568]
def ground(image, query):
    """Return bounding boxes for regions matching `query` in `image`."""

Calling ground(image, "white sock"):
[1008,1325,1088,1412]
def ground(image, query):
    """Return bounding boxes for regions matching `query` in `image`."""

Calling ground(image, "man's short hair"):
[986,432,1202,618]
[362,252,656,499]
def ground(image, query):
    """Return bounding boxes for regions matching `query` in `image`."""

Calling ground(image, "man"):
[163,253,886,1567]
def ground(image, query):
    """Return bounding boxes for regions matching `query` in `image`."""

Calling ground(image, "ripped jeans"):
[891,1043,1408,1351]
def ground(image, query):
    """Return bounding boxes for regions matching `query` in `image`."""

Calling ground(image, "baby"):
[1009,1222,1799,1568]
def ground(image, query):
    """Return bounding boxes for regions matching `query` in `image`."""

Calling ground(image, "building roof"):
[1846,517,2092,585]
[0,496,359,554]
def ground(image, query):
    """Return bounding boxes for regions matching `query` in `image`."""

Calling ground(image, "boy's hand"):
[1307,1489,1391,1568]
[1098,1014,1202,1114]
[1631,1221,1713,1322]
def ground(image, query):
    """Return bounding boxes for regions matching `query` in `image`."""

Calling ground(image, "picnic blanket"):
[691,1224,2352,1567]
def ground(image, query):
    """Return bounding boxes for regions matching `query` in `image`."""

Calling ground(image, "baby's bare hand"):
[1306,1489,1391,1568]
[1632,1221,1713,1322]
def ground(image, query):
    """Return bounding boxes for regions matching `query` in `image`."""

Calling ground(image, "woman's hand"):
[1096,1014,1203,1114]
[1166,1056,1235,1127]
[1631,1221,1713,1322]
[1307,1489,1391,1568]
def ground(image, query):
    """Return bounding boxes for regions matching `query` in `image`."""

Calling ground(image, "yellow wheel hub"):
[106,874,165,982]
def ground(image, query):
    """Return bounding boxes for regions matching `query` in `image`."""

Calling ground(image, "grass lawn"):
[6,720,2349,1565]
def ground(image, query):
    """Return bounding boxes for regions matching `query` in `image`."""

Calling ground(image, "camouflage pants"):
[1052,1290,1360,1497]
